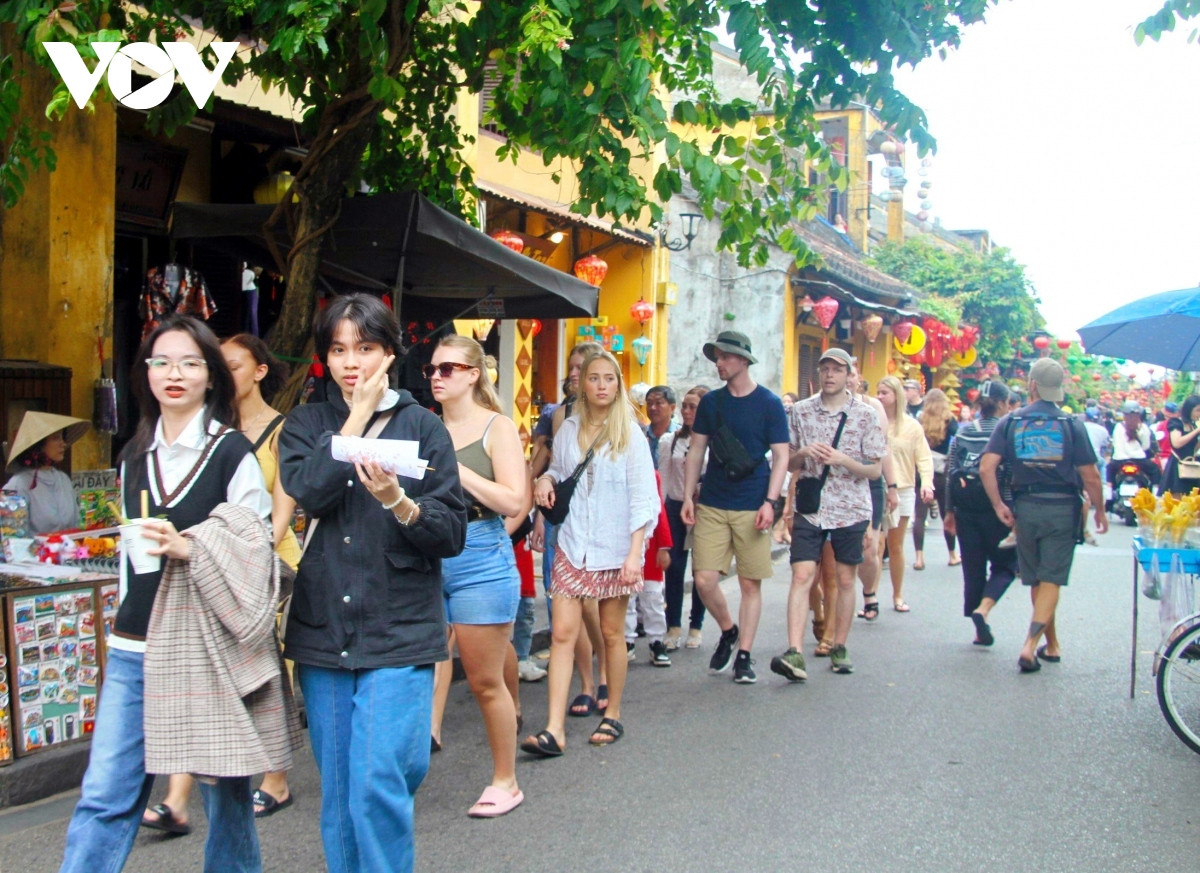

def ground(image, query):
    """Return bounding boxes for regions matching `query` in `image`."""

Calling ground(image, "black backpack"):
[948,420,994,513]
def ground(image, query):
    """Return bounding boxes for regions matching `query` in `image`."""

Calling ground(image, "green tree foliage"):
[1134,0,1200,45]
[868,236,1045,366]
[1,0,999,376]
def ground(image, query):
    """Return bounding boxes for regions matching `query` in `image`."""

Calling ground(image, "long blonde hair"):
[877,375,907,436]
[921,388,953,446]
[576,350,635,457]
[437,334,501,412]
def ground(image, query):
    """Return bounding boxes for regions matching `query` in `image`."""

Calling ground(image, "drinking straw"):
[140,490,149,520]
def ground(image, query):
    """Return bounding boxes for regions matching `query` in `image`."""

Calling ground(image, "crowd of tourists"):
[57,297,1180,872]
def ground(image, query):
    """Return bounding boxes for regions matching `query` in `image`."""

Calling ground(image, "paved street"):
[2,522,1196,872]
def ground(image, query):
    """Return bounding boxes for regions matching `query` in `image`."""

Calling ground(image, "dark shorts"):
[790,516,870,566]
[869,478,885,530]
[1014,496,1080,587]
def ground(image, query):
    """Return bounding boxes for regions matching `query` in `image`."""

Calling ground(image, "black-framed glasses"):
[421,362,477,380]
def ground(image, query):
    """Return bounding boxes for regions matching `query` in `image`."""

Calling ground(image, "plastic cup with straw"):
[120,490,161,574]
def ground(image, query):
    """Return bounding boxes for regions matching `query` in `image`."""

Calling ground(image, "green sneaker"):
[830,645,854,674]
[769,647,808,682]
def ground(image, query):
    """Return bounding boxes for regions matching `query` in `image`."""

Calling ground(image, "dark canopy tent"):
[170,191,599,320]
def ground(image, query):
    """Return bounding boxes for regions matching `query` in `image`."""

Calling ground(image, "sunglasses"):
[422,362,477,380]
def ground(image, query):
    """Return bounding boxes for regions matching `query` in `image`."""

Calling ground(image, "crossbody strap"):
[816,412,849,488]
[564,428,605,486]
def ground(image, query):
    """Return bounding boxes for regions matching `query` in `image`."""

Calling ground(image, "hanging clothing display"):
[139,263,217,338]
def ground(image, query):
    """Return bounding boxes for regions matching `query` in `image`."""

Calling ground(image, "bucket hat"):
[702,330,758,365]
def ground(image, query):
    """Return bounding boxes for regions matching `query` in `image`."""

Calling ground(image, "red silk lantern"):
[1092,373,1102,381]
[891,320,914,344]
[812,296,840,331]
[1071,374,1081,383]
[926,342,944,368]
[861,314,884,343]
[574,254,608,286]
[490,229,524,253]
[630,298,655,324]
[1033,336,1051,351]
[966,388,980,402]
[1056,338,1071,350]
[529,319,543,338]
[1110,372,1121,382]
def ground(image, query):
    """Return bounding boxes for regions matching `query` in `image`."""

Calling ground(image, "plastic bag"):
[1159,552,1196,649]
[1142,553,1163,600]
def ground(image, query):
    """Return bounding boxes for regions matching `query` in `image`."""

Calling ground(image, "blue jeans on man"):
[59,648,260,873]
[299,663,434,873]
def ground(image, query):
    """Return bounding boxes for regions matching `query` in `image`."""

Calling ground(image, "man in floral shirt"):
[773,349,886,679]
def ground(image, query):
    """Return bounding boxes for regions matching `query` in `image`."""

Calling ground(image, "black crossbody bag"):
[793,411,848,515]
[709,389,761,481]
[542,431,603,525]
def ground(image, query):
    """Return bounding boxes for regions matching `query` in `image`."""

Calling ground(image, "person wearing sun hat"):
[3,411,90,534]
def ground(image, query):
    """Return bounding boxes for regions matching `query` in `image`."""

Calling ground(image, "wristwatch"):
[766,496,785,515]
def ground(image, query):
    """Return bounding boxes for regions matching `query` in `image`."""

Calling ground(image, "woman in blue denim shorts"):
[428,334,530,818]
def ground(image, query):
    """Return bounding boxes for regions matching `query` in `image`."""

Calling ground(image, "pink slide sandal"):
[467,786,525,818]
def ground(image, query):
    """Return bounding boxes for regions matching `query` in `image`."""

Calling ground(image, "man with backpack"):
[979,359,1107,673]
[943,380,1018,647]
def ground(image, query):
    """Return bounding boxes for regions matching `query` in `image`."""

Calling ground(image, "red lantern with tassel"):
[1056,338,1071,350]
[892,320,914,344]
[812,296,840,350]
[490,229,524,253]
[861,314,884,364]
[574,254,609,286]
[1033,336,1051,351]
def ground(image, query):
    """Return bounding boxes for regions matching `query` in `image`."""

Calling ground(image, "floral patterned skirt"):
[550,550,643,601]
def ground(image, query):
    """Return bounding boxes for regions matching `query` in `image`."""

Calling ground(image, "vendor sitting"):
[4,412,90,534]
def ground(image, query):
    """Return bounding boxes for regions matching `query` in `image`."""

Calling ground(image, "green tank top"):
[456,414,499,520]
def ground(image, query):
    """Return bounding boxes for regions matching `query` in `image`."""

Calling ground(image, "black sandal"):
[857,594,879,622]
[589,717,624,746]
[520,730,564,757]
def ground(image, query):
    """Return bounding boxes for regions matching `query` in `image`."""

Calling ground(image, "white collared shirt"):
[110,407,271,653]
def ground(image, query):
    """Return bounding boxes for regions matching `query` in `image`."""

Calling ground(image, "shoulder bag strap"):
[565,429,605,486]
[250,414,287,453]
[815,412,849,488]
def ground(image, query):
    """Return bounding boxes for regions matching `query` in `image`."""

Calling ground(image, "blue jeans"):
[299,663,434,873]
[541,520,557,628]
[664,498,706,630]
[60,648,260,873]
[512,596,536,660]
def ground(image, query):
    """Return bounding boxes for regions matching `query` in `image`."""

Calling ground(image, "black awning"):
[170,191,599,319]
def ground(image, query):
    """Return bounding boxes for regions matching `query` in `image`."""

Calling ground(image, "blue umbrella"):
[1078,286,1200,371]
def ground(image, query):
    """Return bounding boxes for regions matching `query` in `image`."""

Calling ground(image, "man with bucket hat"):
[681,331,790,684]
[4,411,90,534]
[980,358,1105,673]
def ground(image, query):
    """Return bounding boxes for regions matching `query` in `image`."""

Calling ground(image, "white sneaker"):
[664,628,682,651]
[998,532,1017,550]
[626,642,636,662]
[685,628,703,649]
[517,659,547,682]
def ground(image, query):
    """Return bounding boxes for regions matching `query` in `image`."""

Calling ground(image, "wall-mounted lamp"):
[659,213,703,251]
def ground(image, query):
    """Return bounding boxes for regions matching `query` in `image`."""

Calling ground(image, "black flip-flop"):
[1018,655,1041,673]
[141,803,191,835]
[252,788,294,819]
[1036,645,1061,663]
[567,693,595,717]
[589,717,624,746]
[520,730,564,757]
[971,613,994,647]
[596,684,609,714]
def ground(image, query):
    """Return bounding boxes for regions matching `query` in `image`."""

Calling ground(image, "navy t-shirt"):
[693,385,790,511]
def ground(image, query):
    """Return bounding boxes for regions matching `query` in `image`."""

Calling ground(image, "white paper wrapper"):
[331,436,429,480]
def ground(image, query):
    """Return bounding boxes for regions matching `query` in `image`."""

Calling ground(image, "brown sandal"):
[814,640,834,657]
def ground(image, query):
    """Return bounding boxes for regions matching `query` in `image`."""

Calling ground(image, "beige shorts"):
[692,504,774,581]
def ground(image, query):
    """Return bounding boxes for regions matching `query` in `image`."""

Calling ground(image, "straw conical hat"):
[6,412,90,474]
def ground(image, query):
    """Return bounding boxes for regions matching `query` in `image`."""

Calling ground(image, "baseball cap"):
[978,380,1009,403]
[1085,406,1101,421]
[1029,358,1065,402]
[817,348,855,369]
[1165,401,1179,413]
[1121,400,1144,416]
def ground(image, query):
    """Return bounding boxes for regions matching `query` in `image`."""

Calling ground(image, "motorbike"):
[1112,461,1152,526]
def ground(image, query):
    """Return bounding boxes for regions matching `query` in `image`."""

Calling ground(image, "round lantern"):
[1071,374,1081,383]
[966,388,980,402]
[951,347,978,369]
[529,318,542,338]
[1110,372,1121,382]
[630,299,655,324]
[812,296,840,331]
[861,314,884,344]
[574,254,608,286]
[893,325,927,357]
[1056,338,1071,350]
[631,335,653,366]
[490,229,524,254]
[1033,336,1051,351]
[1092,373,1102,381]
[891,320,914,344]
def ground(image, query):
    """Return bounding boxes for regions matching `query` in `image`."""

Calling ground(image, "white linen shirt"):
[110,407,272,654]
[548,415,660,571]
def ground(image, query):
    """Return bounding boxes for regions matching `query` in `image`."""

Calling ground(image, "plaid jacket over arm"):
[143,502,302,777]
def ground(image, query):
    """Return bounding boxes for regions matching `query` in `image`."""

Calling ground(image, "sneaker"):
[649,640,672,667]
[685,628,703,649]
[998,532,1017,549]
[626,641,636,662]
[636,621,646,638]
[769,647,808,682]
[829,645,854,674]
[733,650,757,684]
[664,628,683,651]
[708,625,739,673]
[517,659,547,682]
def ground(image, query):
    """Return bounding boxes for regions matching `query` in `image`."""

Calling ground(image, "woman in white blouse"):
[524,350,659,754]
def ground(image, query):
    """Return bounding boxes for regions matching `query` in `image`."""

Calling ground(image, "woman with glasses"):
[60,315,290,873]
[278,294,466,873]
[424,335,529,816]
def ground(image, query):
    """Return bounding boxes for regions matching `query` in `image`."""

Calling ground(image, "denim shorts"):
[441,516,520,624]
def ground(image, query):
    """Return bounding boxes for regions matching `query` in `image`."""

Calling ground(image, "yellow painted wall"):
[0,46,115,471]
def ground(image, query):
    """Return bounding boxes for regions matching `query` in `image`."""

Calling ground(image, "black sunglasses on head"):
[421,362,477,380]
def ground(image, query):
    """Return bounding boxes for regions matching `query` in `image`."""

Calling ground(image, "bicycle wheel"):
[1156,621,1200,755]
